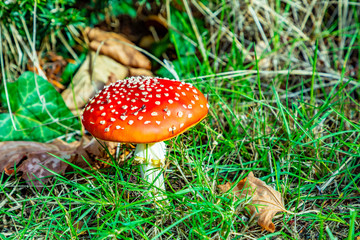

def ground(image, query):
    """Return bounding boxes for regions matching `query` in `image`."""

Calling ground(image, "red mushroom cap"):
[82,76,208,143]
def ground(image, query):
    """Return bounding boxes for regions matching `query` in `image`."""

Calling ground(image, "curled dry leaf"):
[128,67,153,77]
[27,52,71,90]
[61,51,128,110]
[0,140,79,188]
[218,172,286,232]
[0,138,122,188]
[72,137,121,170]
[86,27,151,70]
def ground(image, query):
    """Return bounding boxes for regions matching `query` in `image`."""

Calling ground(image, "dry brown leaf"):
[0,140,79,188]
[0,138,124,188]
[87,27,151,70]
[27,52,69,91]
[128,67,154,77]
[61,51,128,110]
[218,172,286,233]
[72,138,117,170]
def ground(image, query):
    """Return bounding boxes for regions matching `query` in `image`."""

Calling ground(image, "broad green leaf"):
[0,71,80,142]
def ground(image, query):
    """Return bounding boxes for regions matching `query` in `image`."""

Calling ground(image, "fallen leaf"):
[128,67,153,77]
[27,52,71,91]
[70,137,117,170]
[0,138,126,188]
[0,140,79,188]
[218,172,286,232]
[86,27,151,70]
[72,220,85,236]
[61,51,128,110]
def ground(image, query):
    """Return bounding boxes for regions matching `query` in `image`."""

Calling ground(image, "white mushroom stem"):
[134,142,166,203]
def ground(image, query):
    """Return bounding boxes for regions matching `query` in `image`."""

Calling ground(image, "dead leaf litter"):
[218,172,288,233]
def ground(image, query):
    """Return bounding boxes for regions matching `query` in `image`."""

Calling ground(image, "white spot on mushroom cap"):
[128,120,134,125]
[120,116,128,120]
[144,121,151,124]
[155,101,160,105]
[101,112,106,116]
[177,111,183,117]
[138,116,143,120]
[151,112,158,116]
[100,120,105,125]
[99,106,104,110]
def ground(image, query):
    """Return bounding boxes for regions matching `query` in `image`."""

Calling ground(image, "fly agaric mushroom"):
[81,76,208,202]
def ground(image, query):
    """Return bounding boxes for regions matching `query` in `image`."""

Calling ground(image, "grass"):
[1,0,360,239]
